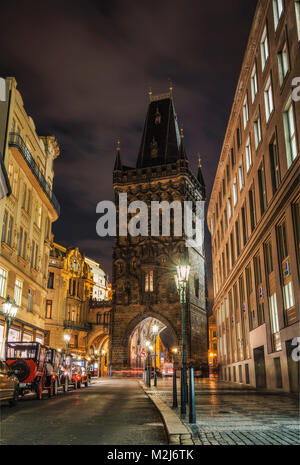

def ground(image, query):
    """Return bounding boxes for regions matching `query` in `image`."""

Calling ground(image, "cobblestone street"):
[144,378,300,445]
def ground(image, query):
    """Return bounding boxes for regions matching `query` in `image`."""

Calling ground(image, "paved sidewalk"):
[143,378,300,445]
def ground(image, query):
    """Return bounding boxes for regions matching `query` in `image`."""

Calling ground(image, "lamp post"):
[1,296,18,360]
[64,333,71,356]
[152,324,159,387]
[174,261,190,417]
[145,340,152,387]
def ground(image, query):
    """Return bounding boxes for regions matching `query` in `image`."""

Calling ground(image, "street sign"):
[140,350,146,359]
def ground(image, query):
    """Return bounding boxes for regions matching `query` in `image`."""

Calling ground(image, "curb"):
[138,380,194,445]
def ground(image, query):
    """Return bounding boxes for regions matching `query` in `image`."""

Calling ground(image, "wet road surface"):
[0,378,167,445]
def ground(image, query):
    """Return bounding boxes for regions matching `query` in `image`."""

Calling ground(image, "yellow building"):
[45,242,95,356]
[0,77,60,354]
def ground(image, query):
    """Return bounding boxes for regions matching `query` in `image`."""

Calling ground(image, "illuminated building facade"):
[0,77,60,351]
[207,0,300,392]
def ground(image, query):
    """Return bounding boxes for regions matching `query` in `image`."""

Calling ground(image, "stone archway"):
[121,310,179,375]
[88,332,110,377]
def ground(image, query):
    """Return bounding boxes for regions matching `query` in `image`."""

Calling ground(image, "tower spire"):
[114,138,122,171]
[179,126,187,161]
[197,153,206,199]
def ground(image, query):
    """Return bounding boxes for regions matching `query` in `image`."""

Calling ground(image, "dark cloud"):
[0,0,257,307]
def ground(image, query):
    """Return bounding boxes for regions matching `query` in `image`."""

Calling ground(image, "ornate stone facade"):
[109,92,208,374]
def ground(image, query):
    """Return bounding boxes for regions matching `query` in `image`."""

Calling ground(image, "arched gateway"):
[109,91,208,375]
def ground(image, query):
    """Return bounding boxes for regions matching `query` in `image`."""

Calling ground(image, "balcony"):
[64,319,91,332]
[8,132,60,216]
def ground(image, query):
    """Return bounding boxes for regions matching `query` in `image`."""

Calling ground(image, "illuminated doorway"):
[130,317,175,373]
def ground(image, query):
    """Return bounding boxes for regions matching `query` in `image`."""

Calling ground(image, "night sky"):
[0,0,257,306]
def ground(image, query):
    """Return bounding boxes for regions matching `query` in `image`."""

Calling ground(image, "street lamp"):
[171,346,178,364]
[174,260,190,416]
[152,324,159,387]
[1,296,18,360]
[64,333,71,356]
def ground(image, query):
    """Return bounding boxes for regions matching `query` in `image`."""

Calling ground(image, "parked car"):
[72,359,89,388]
[58,354,73,391]
[45,348,65,396]
[6,342,47,400]
[0,360,19,406]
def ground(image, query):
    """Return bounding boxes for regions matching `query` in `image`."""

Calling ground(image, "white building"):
[85,257,110,301]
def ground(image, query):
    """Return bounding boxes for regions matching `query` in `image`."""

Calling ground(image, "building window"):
[145,270,154,292]
[283,281,295,311]
[22,183,27,209]
[269,293,282,351]
[0,267,7,298]
[241,204,248,246]
[251,64,258,103]
[264,239,273,275]
[245,137,252,172]
[296,1,300,40]
[236,128,241,150]
[264,76,274,122]
[194,277,199,298]
[258,161,267,216]
[227,197,232,221]
[45,300,52,319]
[230,232,235,267]
[14,279,23,306]
[22,232,27,260]
[226,242,230,274]
[17,227,23,256]
[269,138,280,194]
[254,117,262,150]
[238,162,244,191]
[5,215,13,247]
[1,210,8,243]
[277,221,288,261]
[27,289,33,312]
[224,209,228,230]
[283,99,298,168]
[235,219,241,257]
[273,0,283,30]
[260,25,269,70]
[233,176,238,206]
[47,272,54,289]
[248,186,256,232]
[226,164,230,187]
[26,190,31,213]
[31,241,38,270]
[278,42,289,86]
[242,95,249,129]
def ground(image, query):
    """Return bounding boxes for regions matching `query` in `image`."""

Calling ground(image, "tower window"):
[145,270,154,292]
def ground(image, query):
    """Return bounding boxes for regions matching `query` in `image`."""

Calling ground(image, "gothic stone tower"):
[110,91,207,374]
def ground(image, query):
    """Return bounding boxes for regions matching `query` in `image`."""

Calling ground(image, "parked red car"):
[6,342,47,399]
[71,359,89,388]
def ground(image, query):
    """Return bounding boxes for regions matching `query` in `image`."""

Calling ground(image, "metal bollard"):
[172,368,178,408]
[188,367,196,424]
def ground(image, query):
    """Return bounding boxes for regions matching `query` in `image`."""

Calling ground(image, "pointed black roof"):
[197,157,206,199]
[136,92,182,168]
